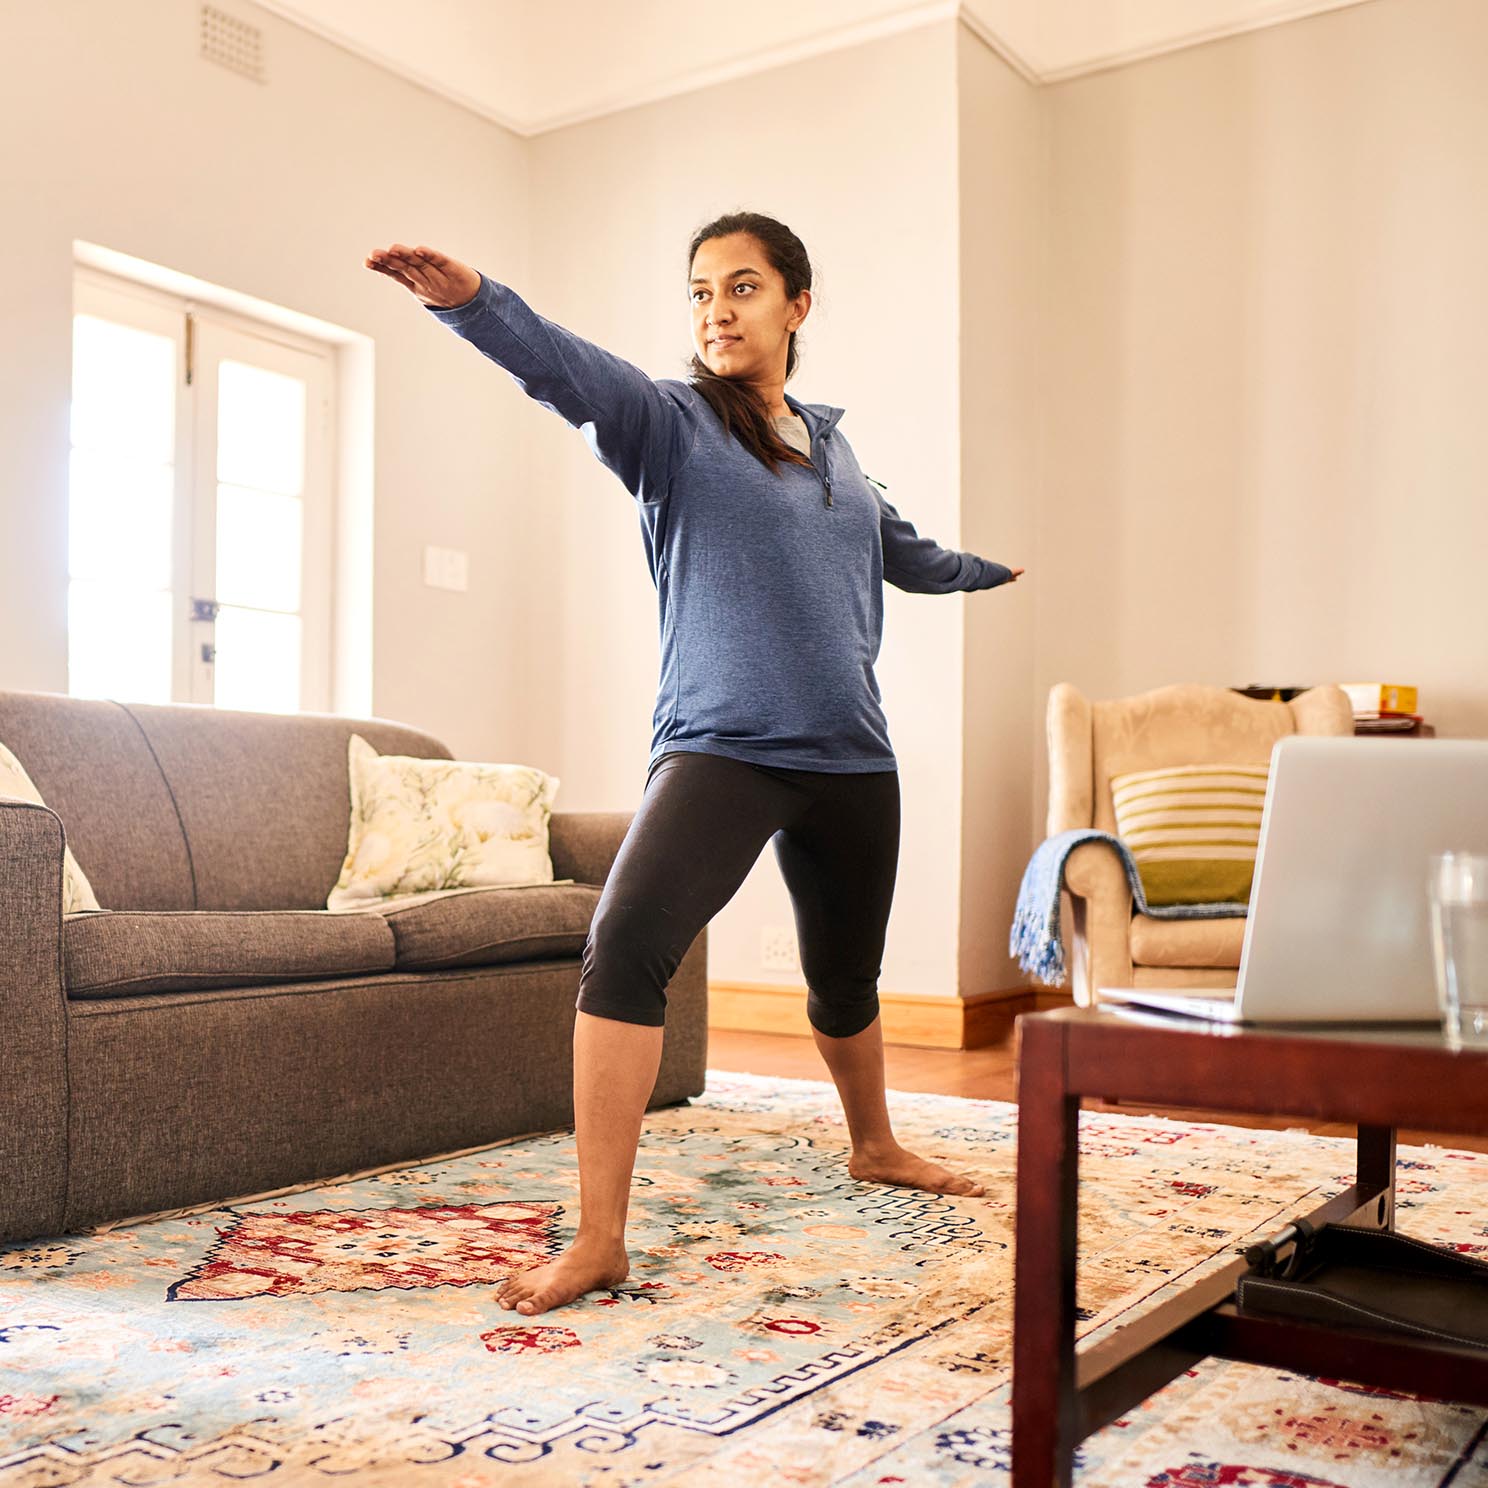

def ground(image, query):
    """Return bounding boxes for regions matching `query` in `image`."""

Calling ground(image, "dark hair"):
[685,211,816,475]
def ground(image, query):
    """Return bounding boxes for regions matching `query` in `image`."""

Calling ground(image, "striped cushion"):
[1109,763,1269,907]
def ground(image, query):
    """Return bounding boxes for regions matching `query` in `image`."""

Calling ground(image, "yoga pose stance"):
[365,213,1025,1317]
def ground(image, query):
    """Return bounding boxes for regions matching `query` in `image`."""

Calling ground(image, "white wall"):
[957,24,1045,994]
[1035,0,1488,829]
[522,22,970,997]
[0,0,540,766]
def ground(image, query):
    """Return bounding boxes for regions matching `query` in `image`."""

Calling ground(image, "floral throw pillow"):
[0,739,103,914]
[327,734,560,911]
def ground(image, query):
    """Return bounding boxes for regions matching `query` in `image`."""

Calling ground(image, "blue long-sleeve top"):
[427,273,1014,773]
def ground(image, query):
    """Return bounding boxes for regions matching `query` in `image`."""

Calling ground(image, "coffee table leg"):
[1013,1016,1080,1488]
[1357,1124,1397,1230]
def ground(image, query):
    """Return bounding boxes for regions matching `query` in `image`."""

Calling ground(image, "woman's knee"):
[805,980,881,1039]
[574,904,685,1027]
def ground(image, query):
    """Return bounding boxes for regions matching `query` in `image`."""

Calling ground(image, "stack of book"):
[1340,682,1426,734]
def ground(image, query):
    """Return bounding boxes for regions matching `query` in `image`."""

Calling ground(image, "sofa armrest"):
[1061,840,1135,1005]
[548,811,634,887]
[1064,840,1127,902]
[0,798,70,1242]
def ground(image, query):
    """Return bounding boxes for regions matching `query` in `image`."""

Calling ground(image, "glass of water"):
[1431,852,1488,1049]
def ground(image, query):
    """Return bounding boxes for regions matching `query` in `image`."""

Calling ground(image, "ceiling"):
[247,0,1379,136]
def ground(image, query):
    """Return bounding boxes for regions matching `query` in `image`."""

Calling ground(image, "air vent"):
[200,6,264,83]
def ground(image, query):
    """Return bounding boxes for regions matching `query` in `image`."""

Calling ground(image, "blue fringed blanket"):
[1008,829,1248,987]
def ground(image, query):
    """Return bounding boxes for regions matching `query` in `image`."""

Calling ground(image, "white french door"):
[187,318,332,712]
[69,268,334,713]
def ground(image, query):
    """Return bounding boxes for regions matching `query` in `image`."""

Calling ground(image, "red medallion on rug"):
[166,1201,563,1301]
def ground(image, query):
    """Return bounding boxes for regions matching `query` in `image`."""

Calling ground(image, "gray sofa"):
[0,689,707,1245]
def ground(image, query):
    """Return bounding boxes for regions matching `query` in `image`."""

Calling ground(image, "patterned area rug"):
[3,1070,1487,1486]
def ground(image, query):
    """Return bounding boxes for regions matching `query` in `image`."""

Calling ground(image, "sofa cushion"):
[1131,965,1239,989]
[355,883,603,970]
[117,702,456,912]
[64,909,397,999]
[1129,912,1246,969]
[0,692,198,910]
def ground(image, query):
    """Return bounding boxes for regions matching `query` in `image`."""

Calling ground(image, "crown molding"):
[1031,0,1384,84]
[522,1,964,137]
[247,0,968,138]
[955,5,1040,85]
[247,0,1378,136]
[245,0,535,135]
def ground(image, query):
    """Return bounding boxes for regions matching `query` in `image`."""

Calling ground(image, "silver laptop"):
[1099,735,1488,1024]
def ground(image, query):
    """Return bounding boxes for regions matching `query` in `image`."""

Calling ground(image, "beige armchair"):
[1046,682,1355,1006]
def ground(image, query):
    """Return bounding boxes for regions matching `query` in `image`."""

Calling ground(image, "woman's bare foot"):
[847,1143,987,1198]
[495,1236,631,1317]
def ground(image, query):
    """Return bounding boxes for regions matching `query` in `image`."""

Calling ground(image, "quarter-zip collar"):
[781,392,845,508]
[782,391,845,440]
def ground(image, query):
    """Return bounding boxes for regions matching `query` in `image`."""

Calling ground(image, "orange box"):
[1340,683,1419,716]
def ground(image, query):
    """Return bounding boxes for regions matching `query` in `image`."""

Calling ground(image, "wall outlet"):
[760,924,799,972]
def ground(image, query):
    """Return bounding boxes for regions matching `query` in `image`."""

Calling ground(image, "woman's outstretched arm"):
[871,481,1024,594]
[366,243,697,504]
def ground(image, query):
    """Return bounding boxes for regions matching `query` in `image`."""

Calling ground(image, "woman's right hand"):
[365,244,482,309]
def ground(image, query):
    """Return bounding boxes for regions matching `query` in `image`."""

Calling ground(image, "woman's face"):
[689,232,810,382]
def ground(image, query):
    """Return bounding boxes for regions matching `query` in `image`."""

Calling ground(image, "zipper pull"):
[824,475,833,508]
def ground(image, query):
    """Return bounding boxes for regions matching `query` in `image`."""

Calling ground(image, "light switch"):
[423,545,469,592]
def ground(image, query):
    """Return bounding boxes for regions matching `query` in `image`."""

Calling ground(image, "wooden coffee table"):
[1011,1005,1488,1487]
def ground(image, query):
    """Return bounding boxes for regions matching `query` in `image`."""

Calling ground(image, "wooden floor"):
[707,1024,1488,1154]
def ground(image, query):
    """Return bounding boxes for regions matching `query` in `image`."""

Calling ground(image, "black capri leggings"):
[576,750,900,1039]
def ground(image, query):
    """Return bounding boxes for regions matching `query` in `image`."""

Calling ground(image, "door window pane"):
[69,308,177,705]
[217,360,305,496]
[213,606,301,714]
[216,484,302,613]
[70,316,175,462]
[68,446,173,589]
[68,579,172,703]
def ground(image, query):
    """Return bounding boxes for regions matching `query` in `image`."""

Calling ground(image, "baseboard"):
[707,981,1073,1050]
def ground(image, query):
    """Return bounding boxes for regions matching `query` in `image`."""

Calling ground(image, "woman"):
[365,212,1025,1318]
